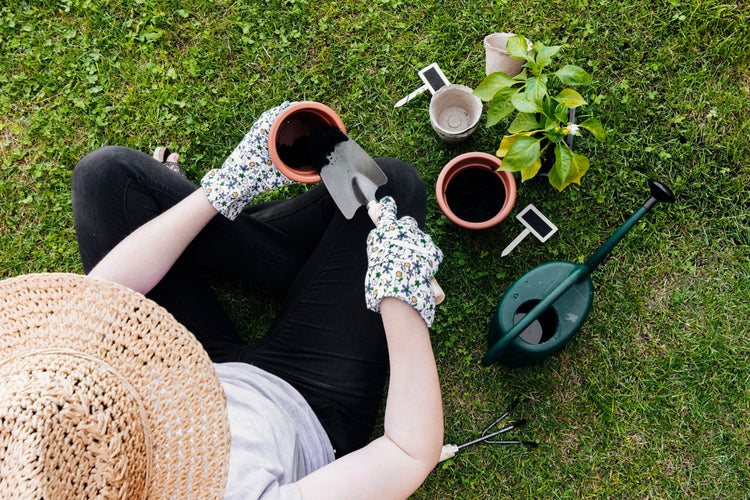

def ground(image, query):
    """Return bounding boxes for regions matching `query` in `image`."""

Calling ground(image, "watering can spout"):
[645,180,676,209]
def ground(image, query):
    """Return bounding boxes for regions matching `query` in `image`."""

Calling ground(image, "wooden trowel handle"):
[366,201,446,306]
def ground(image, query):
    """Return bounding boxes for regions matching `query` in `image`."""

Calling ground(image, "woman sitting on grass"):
[69,102,444,499]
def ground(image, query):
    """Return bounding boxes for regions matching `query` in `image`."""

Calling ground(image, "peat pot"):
[269,101,347,184]
[436,152,517,230]
[484,33,532,77]
[429,84,483,143]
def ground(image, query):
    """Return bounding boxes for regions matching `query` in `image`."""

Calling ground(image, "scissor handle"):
[439,444,459,462]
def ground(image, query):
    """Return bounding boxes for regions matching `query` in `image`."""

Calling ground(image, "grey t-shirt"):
[215,362,336,500]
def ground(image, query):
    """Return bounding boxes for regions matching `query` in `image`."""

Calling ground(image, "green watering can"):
[483,180,675,367]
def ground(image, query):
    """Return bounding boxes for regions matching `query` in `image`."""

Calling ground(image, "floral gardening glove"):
[201,101,297,220]
[365,196,444,327]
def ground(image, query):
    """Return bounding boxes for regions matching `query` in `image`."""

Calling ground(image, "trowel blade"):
[319,138,388,219]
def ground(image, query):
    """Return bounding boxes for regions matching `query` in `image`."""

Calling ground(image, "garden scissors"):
[439,398,538,462]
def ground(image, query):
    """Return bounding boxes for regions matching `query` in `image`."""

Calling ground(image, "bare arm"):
[296,297,443,500]
[88,189,218,294]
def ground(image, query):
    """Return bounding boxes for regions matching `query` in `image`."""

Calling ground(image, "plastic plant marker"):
[502,204,558,257]
[394,62,450,107]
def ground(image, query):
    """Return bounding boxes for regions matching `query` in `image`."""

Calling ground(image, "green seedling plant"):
[474,35,607,191]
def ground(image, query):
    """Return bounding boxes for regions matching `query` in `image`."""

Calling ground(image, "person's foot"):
[153,146,187,178]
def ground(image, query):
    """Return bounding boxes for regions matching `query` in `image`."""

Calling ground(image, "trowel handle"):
[431,278,446,305]
[366,200,446,306]
[366,199,381,223]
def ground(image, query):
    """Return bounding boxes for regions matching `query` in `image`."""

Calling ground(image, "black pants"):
[71,145,427,456]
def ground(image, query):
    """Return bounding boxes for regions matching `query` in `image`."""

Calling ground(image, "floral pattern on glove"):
[365,196,443,327]
[201,101,297,220]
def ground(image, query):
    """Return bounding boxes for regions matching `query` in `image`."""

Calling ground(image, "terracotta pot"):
[268,101,347,184]
[436,152,517,230]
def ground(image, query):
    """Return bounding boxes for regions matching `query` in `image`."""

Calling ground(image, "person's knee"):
[374,157,426,222]
[72,146,132,190]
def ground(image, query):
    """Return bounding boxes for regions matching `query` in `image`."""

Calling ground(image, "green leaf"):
[556,88,587,108]
[473,72,519,101]
[496,132,535,157]
[548,144,572,191]
[487,101,514,127]
[506,35,530,60]
[487,88,519,126]
[511,92,541,113]
[536,45,562,68]
[508,112,541,134]
[531,41,545,53]
[512,69,528,81]
[500,136,542,172]
[496,135,518,157]
[525,77,547,109]
[554,106,569,123]
[548,144,589,191]
[520,159,543,182]
[555,65,591,86]
[578,117,607,141]
[568,151,590,185]
[525,60,540,76]
[544,129,565,143]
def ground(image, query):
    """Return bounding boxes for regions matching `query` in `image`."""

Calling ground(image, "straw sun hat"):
[0,273,230,498]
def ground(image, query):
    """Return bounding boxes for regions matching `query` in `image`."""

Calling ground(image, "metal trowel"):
[310,129,445,304]
[319,138,388,220]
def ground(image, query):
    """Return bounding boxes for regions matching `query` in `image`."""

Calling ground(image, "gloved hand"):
[201,101,297,220]
[365,196,443,327]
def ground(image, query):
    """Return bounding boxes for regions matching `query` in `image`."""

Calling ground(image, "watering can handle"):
[584,179,675,273]
[367,200,446,305]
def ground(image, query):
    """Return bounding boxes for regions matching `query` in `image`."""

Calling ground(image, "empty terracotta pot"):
[268,101,347,184]
[436,152,517,229]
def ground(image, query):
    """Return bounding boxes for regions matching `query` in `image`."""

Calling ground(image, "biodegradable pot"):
[484,33,532,77]
[436,152,517,230]
[429,85,482,144]
[268,101,347,184]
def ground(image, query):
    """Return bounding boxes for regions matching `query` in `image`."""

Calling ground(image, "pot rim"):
[436,152,517,229]
[268,101,347,184]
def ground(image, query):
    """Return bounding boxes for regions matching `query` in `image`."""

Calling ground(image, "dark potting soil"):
[276,140,308,168]
[444,167,505,223]
[276,126,348,172]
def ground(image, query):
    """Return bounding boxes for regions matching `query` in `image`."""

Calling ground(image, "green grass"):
[2,0,748,497]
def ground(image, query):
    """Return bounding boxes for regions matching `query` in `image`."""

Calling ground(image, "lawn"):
[2,0,748,497]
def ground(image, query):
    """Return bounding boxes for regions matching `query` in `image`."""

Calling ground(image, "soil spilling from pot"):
[277,126,347,172]
[445,167,506,223]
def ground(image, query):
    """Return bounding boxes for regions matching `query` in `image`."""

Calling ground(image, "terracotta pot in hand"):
[268,101,347,184]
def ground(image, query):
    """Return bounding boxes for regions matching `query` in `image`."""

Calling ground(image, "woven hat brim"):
[0,273,230,499]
